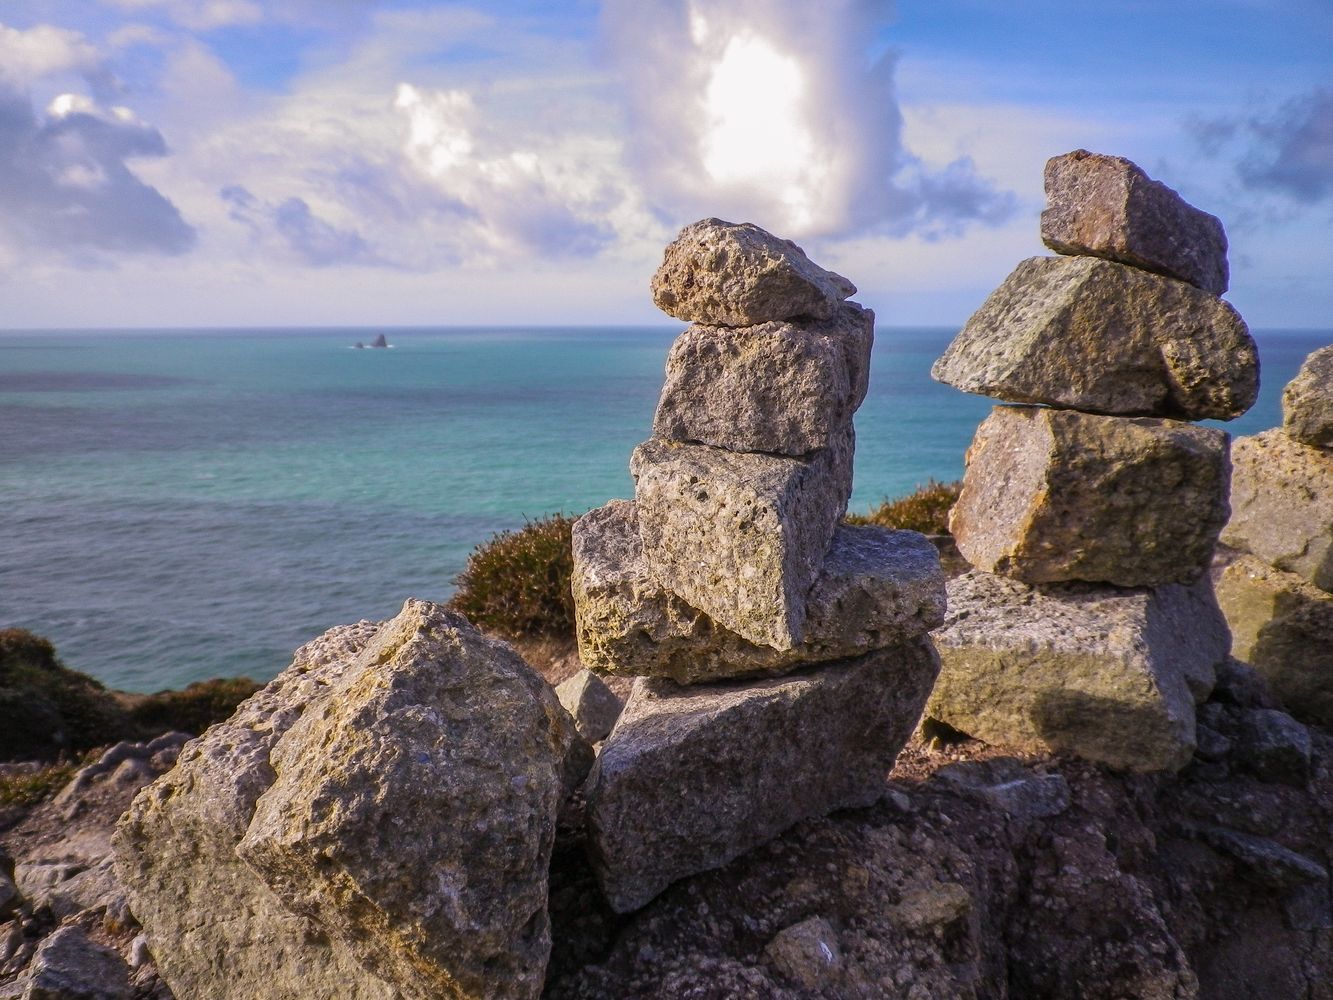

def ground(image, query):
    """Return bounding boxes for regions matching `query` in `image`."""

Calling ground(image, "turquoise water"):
[1,325,1326,691]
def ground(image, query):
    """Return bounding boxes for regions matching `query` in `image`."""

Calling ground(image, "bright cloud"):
[0,22,100,84]
[104,0,262,31]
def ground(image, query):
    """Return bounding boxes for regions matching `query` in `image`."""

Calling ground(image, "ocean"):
[1,325,1326,692]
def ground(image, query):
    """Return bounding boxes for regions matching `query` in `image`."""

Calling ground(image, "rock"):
[928,570,1230,772]
[1040,148,1230,294]
[630,431,853,650]
[572,500,945,683]
[0,871,15,920]
[763,916,842,989]
[45,855,125,921]
[14,863,84,912]
[889,881,973,930]
[1283,344,1333,448]
[21,925,131,1000]
[935,759,1071,821]
[370,333,388,348]
[1236,708,1312,786]
[1214,551,1333,727]
[651,218,855,326]
[1192,825,1328,889]
[652,304,873,455]
[950,406,1231,586]
[586,639,940,912]
[931,256,1256,419]
[555,669,623,743]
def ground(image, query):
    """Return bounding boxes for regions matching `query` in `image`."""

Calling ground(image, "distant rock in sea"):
[371,334,388,348]
[353,341,365,349]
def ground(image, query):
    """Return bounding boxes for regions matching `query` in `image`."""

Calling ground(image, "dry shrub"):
[847,480,962,536]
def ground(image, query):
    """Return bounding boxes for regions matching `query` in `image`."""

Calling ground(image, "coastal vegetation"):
[846,479,961,535]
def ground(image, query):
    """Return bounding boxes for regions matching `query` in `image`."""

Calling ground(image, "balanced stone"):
[1282,344,1333,448]
[651,218,856,327]
[1041,149,1230,295]
[931,256,1257,420]
[572,500,945,683]
[555,668,624,742]
[653,303,874,455]
[928,571,1230,772]
[586,639,940,912]
[950,406,1230,586]
[1222,428,1333,592]
[631,431,853,650]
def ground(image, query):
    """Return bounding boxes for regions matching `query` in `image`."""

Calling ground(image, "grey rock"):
[1194,724,1233,763]
[1193,825,1328,889]
[935,759,1071,820]
[651,218,855,326]
[932,256,1256,420]
[652,304,873,455]
[630,431,853,650]
[764,917,842,989]
[1041,148,1230,294]
[572,500,945,683]
[950,406,1231,586]
[586,639,940,912]
[45,856,125,921]
[1223,428,1333,592]
[888,882,973,930]
[928,570,1230,772]
[555,668,623,743]
[1283,344,1333,448]
[1236,708,1312,786]
[21,926,131,1000]
[14,863,84,913]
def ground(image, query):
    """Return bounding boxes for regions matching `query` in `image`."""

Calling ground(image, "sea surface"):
[2,325,1327,692]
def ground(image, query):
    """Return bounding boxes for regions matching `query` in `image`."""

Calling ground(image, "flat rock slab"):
[21,925,131,1000]
[927,570,1230,772]
[1222,428,1333,592]
[931,255,1256,420]
[950,406,1230,586]
[1282,344,1333,448]
[652,304,873,455]
[1213,549,1333,729]
[651,218,855,326]
[1041,148,1229,295]
[586,638,940,912]
[572,500,944,684]
[631,432,853,650]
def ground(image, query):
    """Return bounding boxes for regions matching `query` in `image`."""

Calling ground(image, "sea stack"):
[926,150,1256,772]
[572,219,947,912]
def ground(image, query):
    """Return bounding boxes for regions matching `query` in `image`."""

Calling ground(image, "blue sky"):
[0,0,1329,328]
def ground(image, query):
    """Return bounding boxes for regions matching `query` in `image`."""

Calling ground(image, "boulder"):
[585,639,940,912]
[21,925,131,1000]
[630,431,853,650]
[1222,429,1333,592]
[555,668,623,742]
[927,570,1231,772]
[1213,550,1333,728]
[652,303,873,455]
[1040,149,1230,294]
[950,406,1230,586]
[1235,708,1312,786]
[930,256,1256,420]
[572,500,945,683]
[1283,344,1333,448]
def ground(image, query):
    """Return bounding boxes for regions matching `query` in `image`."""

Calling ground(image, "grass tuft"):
[846,479,962,535]
[448,513,579,638]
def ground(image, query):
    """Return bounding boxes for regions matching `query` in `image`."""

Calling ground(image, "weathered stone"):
[651,218,855,326]
[555,668,623,743]
[935,759,1071,821]
[1235,708,1312,786]
[235,600,590,1000]
[652,304,873,455]
[1283,345,1333,448]
[764,917,842,989]
[572,500,945,683]
[889,882,973,931]
[1041,149,1230,294]
[630,432,853,650]
[22,925,131,1000]
[1222,428,1333,592]
[0,871,16,919]
[1193,825,1328,889]
[931,256,1256,419]
[950,406,1230,586]
[1214,550,1333,728]
[928,571,1231,772]
[586,639,939,912]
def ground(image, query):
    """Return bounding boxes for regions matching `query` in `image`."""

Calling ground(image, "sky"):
[0,0,1330,329]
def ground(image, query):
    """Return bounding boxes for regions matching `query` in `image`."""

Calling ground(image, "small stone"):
[890,882,973,930]
[586,639,939,912]
[572,500,945,683]
[1041,149,1230,294]
[1223,429,1333,592]
[1194,724,1233,762]
[1283,345,1333,448]
[128,935,150,970]
[936,759,1071,820]
[555,669,624,742]
[46,856,125,920]
[1193,826,1328,889]
[653,304,873,455]
[950,406,1231,586]
[22,925,132,1000]
[651,218,855,326]
[14,863,84,913]
[1235,708,1312,786]
[763,917,842,989]
[931,256,1256,420]
[631,431,853,650]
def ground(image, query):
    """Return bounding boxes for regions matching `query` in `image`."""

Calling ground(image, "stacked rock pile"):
[572,218,948,912]
[1215,345,1333,727]
[925,150,1259,772]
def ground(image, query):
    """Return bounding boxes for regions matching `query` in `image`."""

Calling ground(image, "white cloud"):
[0,22,100,85]
[105,0,262,31]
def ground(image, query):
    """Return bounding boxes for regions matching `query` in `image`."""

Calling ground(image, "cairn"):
[572,219,947,912]
[1215,345,1333,727]
[925,150,1258,772]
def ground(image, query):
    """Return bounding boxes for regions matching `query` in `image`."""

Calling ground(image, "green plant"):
[448,513,579,638]
[127,677,261,737]
[0,748,100,806]
[847,479,962,535]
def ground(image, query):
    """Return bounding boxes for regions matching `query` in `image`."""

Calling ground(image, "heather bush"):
[449,513,579,638]
[846,480,962,536]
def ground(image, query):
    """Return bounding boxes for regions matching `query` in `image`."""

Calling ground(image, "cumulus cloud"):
[103,0,262,31]
[221,185,376,266]
[0,22,101,83]
[601,0,1013,239]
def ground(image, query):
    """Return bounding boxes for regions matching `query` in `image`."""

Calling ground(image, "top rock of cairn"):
[651,218,856,327]
[1283,345,1333,449]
